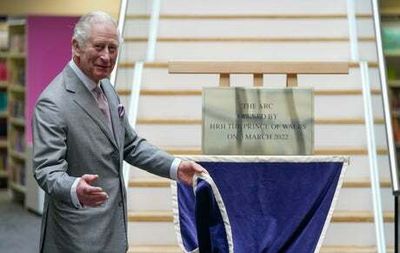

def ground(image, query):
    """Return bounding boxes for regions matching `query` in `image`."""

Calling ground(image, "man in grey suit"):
[32,11,206,253]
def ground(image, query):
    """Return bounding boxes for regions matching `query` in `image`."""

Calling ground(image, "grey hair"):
[73,11,122,47]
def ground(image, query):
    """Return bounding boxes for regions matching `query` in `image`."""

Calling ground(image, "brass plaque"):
[202,87,314,155]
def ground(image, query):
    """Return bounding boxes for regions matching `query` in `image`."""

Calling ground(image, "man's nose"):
[100,48,111,61]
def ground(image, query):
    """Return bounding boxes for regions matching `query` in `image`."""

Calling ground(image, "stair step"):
[124,36,375,43]
[130,155,392,180]
[161,147,388,155]
[118,61,379,69]
[128,245,180,253]
[135,124,387,148]
[133,91,384,120]
[128,220,394,246]
[126,13,373,20]
[118,88,382,96]
[128,178,394,212]
[128,245,394,253]
[128,211,394,223]
[129,178,171,188]
[320,246,394,253]
[343,180,391,188]
[134,117,384,125]
[128,178,392,188]
[122,44,369,62]
[128,211,173,222]
[332,211,394,223]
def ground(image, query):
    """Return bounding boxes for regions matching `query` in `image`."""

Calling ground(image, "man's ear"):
[72,39,81,57]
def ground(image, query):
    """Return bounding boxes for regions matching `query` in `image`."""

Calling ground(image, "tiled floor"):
[0,190,41,253]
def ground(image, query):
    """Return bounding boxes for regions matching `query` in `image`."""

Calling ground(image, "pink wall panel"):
[26,16,79,143]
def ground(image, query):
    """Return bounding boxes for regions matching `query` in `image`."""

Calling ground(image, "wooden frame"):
[168,61,349,87]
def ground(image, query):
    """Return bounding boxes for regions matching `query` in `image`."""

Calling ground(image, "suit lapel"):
[63,66,119,150]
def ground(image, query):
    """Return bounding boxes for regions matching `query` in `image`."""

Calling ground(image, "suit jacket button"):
[118,201,123,207]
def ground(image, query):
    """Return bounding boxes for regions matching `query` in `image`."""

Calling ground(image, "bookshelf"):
[0,21,8,188]
[0,16,79,207]
[6,20,26,202]
[23,16,79,213]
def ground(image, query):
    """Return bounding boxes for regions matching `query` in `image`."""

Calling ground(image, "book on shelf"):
[16,67,25,85]
[382,22,400,52]
[0,60,7,81]
[9,65,25,86]
[0,118,6,137]
[0,91,7,112]
[11,162,18,183]
[10,129,25,153]
[9,99,24,118]
[19,163,25,186]
[393,116,400,143]
[0,152,6,171]
[9,33,25,53]
[0,25,7,51]
[10,161,25,186]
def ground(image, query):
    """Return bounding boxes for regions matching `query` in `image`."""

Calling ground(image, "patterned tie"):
[93,85,112,131]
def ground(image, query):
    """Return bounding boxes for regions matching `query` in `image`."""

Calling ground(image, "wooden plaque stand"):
[168,61,350,87]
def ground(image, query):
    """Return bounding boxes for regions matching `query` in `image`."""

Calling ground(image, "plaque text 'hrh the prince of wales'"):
[202,87,314,155]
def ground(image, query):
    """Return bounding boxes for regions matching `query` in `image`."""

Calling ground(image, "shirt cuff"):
[71,177,83,209]
[169,158,181,181]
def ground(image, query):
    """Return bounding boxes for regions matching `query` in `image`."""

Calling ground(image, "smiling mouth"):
[96,65,110,70]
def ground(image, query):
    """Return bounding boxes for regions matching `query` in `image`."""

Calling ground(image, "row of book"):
[10,65,24,85]
[0,91,6,112]
[0,61,25,85]
[9,129,24,153]
[0,152,6,171]
[9,99,24,118]
[0,118,6,137]
[0,28,7,51]
[10,161,25,186]
[392,90,400,108]
[9,33,24,53]
[0,60,7,81]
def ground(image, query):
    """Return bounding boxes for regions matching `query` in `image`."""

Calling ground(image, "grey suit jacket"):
[32,65,174,253]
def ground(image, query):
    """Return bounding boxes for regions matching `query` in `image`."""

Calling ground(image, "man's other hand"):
[177,161,208,186]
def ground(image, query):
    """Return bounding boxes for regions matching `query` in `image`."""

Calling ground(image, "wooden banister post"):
[253,73,263,87]
[220,73,230,87]
[287,73,298,87]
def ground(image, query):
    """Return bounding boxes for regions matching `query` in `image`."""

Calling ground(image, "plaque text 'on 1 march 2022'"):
[202,87,314,155]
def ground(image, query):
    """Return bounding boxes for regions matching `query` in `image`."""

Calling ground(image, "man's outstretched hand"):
[76,174,109,207]
[177,161,208,185]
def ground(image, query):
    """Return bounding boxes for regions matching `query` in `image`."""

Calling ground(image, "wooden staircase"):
[115,0,394,252]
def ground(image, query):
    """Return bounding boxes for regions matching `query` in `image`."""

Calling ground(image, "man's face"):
[74,22,119,83]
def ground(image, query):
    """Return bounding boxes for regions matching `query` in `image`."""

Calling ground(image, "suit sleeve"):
[122,114,174,179]
[32,97,77,206]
